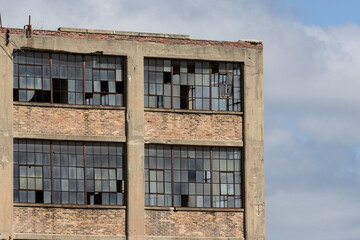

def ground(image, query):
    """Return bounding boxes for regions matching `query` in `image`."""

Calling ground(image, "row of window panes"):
[144,58,242,111]
[145,145,242,208]
[13,139,125,205]
[13,51,124,106]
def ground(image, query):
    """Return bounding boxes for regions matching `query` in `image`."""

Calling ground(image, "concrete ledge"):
[58,27,190,40]
[14,233,125,240]
[13,133,126,143]
[145,237,244,240]
[144,138,243,147]
[145,206,244,212]
[145,107,243,116]
[14,203,126,210]
[13,101,126,111]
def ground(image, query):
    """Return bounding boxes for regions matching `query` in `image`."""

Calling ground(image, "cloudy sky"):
[2,0,360,239]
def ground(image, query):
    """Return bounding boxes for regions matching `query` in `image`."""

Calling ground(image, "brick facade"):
[145,210,244,238]
[145,111,242,142]
[14,206,126,236]
[13,104,126,137]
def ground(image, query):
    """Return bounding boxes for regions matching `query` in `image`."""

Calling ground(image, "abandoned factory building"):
[0,27,264,240]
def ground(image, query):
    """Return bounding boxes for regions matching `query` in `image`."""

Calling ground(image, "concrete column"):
[126,44,145,240]
[244,48,265,240]
[0,34,13,240]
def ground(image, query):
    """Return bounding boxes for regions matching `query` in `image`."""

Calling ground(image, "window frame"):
[145,144,243,209]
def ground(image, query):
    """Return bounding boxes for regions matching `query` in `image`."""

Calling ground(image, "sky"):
[1,0,360,239]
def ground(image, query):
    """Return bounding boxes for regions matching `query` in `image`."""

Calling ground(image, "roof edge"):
[238,39,263,44]
[58,27,190,40]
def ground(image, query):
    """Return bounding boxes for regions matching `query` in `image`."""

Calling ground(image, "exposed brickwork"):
[145,111,242,141]
[0,28,263,49]
[145,210,244,238]
[13,105,125,137]
[14,207,126,235]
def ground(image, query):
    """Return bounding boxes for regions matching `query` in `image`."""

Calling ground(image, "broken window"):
[13,139,52,203]
[13,139,125,206]
[13,52,51,103]
[85,142,125,205]
[13,51,125,106]
[144,58,242,111]
[144,144,242,208]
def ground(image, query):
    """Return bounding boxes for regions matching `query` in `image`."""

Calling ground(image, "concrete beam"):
[0,33,13,240]
[126,45,145,240]
[243,49,265,240]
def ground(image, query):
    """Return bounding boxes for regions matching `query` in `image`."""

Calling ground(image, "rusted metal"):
[24,15,32,38]
[83,143,87,205]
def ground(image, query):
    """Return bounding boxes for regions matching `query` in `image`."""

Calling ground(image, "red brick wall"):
[13,105,125,137]
[14,207,126,235]
[145,210,244,238]
[145,111,242,142]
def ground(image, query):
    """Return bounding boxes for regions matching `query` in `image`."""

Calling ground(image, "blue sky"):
[285,0,360,26]
[1,0,360,239]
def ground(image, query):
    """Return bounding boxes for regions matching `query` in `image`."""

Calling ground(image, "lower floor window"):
[13,139,125,205]
[145,144,242,208]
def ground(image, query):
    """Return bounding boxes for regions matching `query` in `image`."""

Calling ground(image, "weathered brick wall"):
[145,210,244,238]
[14,207,126,235]
[145,111,242,142]
[13,105,125,137]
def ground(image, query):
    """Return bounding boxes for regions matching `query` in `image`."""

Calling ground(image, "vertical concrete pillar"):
[126,44,145,240]
[0,34,13,240]
[244,49,265,240]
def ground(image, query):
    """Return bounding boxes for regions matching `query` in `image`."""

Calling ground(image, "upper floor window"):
[13,51,125,106]
[144,58,242,111]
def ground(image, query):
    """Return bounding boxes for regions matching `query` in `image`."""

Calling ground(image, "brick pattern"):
[1,28,263,49]
[145,112,242,141]
[14,207,126,235]
[145,210,244,238]
[13,105,125,137]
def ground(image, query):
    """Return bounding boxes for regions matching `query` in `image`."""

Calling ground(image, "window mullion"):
[50,54,53,103]
[50,142,54,203]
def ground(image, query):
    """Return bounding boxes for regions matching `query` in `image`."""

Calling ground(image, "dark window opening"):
[85,93,93,100]
[43,91,51,103]
[116,82,124,94]
[53,91,68,104]
[164,72,171,84]
[53,78,67,91]
[181,195,189,207]
[173,61,180,74]
[101,81,108,92]
[117,180,123,193]
[87,192,102,205]
[35,190,44,203]
[13,89,19,101]
[180,85,192,109]
[187,61,195,73]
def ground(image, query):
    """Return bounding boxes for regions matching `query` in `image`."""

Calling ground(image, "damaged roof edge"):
[58,27,191,40]
[238,39,263,44]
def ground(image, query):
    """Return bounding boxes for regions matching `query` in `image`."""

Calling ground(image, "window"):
[144,58,242,111]
[145,144,242,208]
[13,139,125,205]
[13,51,125,106]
